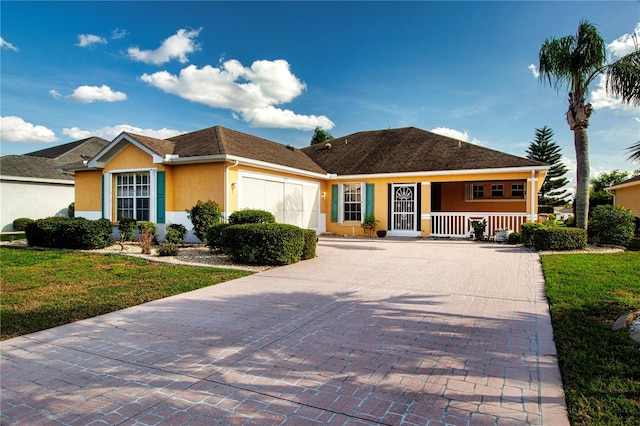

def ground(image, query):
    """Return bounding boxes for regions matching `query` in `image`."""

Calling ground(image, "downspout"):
[224,160,239,222]
[529,169,537,223]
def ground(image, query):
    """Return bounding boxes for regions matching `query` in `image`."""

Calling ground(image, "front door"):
[390,183,418,236]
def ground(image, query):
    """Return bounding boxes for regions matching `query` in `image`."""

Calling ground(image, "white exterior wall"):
[0,178,75,231]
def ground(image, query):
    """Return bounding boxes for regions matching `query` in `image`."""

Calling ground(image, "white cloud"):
[0,116,57,142]
[65,85,127,103]
[607,22,639,59]
[111,28,127,40]
[62,124,182,141]
[591,75,640,113]
[0,37,19,52]
[49,89,62,99]
[430,127,480,144]
[528,64,540,78]
[141,59,334,130]
[76,34,107,48]
[128,28,201,65]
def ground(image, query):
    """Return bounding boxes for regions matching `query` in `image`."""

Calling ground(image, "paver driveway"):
[1,239,569,425]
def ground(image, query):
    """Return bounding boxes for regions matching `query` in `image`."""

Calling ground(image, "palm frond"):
[627,140,640,163]
[606,50,640,106]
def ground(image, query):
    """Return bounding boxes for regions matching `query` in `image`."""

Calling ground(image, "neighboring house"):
[554,207,574,221]
[0,137,109,231]
[68,126,548,241]
[606,175,640,218]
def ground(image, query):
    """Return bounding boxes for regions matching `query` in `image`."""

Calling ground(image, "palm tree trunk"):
[573,127,590,229]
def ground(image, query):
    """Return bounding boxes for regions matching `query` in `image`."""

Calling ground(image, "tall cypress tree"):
[526,126,570,206]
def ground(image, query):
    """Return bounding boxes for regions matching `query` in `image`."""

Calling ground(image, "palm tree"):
[538,20,640,229]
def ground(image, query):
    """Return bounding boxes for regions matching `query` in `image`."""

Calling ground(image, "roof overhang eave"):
[332,165,550,180]
[0,175,75,185]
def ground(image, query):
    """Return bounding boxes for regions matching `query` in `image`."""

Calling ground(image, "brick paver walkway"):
[1,239,569,425]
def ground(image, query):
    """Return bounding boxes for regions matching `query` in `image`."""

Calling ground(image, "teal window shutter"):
[156,171,166,224]
[365,183,374,216]
[331,184,338,222]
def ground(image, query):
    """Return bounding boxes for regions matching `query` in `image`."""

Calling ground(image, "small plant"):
[165,223,187,244]
[138,221,158,254]
[470,220,486,240]
[158,242,179,257]
[118,217,137,241]
[361,214,378,237]
[507,231,522,245]
[12,217,34,232]
[187,200,222,243]
[67,202,75,218]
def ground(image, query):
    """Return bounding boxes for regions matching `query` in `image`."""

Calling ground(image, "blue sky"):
[1,1,639,188]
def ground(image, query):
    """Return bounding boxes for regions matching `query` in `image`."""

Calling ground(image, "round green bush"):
[25,217,113,249]
[507,231,521,245]
[12,217,34,232]
[222,223,304,265]
[165,223,187,244]
[229,209,276,225]
[588,205,635,247]
[118,217,137,241]
[186,200,222,243]
[158,242,179,256]
[206,223,231,252]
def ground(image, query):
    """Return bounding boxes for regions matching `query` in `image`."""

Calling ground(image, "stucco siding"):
[1,180,74,231]
[171,163,226,211]
[74,170,103,212]
[614,186,640,217]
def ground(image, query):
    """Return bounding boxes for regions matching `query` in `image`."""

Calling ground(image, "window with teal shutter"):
[365,183,374,216]
[156,171,166,224]
[331,184,338,222]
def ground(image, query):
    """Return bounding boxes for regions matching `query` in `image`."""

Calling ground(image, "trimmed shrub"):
[25,217,112,249]
[12,217,34,232]
[532,227,587,251]
[118,217,137,241]
[222,223,304,265]
[507,231,521,245]
[564,216,576,227]
[229,209,276,225]
[521,223,543,248]
[187,200,222,243]
[588,205,635,246]
[165,223,187,244]
[301,229,317,260]
[67,202,75,218]
[158,242,179,257]
[206,223,231,252]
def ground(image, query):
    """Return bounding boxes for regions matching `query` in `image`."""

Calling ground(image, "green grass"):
[0,247,251,340]
[541,251,640,425]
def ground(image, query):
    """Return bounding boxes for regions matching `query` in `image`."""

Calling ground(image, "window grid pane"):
[491,184,504,197]
[343,183,362,221]
[116,172,150,221]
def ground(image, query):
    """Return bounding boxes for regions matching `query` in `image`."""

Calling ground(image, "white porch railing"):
[430,212,529,238]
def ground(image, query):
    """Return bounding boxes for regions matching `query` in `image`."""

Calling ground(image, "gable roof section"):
[1,137,109,181]
[302,127,546,176]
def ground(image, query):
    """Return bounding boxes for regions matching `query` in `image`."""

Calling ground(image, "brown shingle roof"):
[301,127,546,175]
[122,133,177,157]
[166,126,327,174]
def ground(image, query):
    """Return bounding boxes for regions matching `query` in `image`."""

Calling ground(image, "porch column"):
[421,182,431,237]
[527,175,538,223]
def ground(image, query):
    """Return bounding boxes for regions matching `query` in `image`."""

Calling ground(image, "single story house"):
[606,175,640,218]
[68,126,548,241]
[0,137,109,231]
[553,207,574,222]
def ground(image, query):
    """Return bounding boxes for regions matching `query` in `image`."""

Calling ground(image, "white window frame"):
[103,168,157,222]
[339,182,365,224]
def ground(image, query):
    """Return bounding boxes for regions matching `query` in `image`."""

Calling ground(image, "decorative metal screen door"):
[391,184,417,235]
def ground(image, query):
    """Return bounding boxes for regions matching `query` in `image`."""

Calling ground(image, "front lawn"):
[541,251,640,425]
[0,247,251,340]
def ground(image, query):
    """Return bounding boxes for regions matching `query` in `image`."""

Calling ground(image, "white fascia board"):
[0,175,75,185]
[88,133,161,168]
[164,154,330,180]
[334,166,550,180]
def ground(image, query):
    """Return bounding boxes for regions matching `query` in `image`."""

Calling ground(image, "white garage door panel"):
[240,173,319,231]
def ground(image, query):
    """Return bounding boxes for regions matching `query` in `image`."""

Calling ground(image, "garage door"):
[240,173,319,230]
